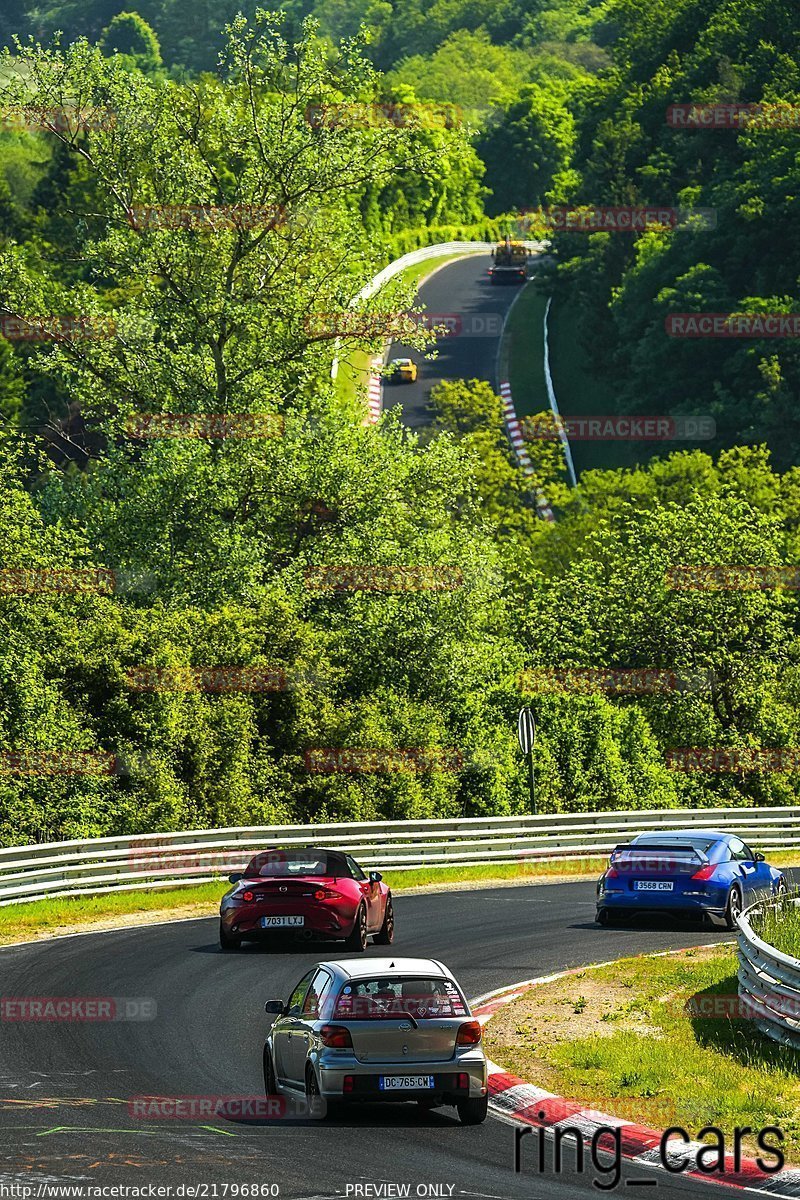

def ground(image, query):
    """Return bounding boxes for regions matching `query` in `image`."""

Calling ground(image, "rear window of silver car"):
[333,976,469,1020]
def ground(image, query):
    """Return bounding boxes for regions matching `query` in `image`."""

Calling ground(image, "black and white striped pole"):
[517,707,537,815]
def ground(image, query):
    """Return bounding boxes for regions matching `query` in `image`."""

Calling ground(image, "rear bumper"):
[221,905,352,940]
[317,1052,487,1101]
[597,891,726,917]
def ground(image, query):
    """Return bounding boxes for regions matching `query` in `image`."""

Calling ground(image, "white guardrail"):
[356,239,546,303]
[738,895,800,1049]
[2,805,800,906]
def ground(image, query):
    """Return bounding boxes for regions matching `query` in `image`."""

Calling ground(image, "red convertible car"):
[219,846,394,952]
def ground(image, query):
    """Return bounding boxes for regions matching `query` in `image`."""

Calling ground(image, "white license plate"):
[260,915,304,928]
[635,881,674,892]
[379,1075,435,1091]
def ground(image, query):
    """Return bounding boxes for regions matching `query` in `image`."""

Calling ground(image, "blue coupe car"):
[596,830,785,928]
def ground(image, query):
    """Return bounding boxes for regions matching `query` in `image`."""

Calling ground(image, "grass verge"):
[505,287,646,475]
[503,284,548,419]
[483,942,800,1156]
[0,855,608,947]
[546,295,626,476]
[751,894,800,959]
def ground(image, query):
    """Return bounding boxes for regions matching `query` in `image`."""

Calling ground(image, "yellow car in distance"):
[386,357,418,383]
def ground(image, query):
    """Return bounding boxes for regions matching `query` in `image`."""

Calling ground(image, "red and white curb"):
[365,364,382,425]
[499,381,554,522]
[472,960,800,1196]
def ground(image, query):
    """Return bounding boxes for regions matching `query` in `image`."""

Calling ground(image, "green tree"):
[0,338,25,425]
[478,82,577,213]
[99,11,163,72]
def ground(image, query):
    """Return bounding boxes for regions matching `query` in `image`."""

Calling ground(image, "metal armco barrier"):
[737,895,800,1049]
[1,805,800,906]
[356,239,545,304]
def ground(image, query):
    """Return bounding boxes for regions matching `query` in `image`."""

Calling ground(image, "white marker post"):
[517,707,537,815]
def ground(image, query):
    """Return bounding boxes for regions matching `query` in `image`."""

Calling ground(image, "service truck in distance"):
[488,238,528,284]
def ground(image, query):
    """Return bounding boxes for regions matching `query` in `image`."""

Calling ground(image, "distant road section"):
[383,253,526,428]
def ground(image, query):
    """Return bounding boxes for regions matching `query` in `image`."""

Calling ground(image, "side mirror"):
[369,871,383,883]
[755,852,766,863]
[264,1000,284,1016]
[228,872,243,884]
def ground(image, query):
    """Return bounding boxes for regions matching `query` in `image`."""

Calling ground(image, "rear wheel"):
[596,908,610,926]
[305,1065,326,1120]
[725,885,743,929]
[457,1095,488,1125]
[345,903,368,952]
[219,921,242,951]
[373,897,395,945]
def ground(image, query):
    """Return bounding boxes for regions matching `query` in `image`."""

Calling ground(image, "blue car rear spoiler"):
[610,842,709,866]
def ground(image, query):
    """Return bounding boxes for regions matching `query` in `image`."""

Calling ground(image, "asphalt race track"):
[382,254,527,428]
[0,880,753,1198]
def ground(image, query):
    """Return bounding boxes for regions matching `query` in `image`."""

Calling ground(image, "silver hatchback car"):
[263,956,488,1124]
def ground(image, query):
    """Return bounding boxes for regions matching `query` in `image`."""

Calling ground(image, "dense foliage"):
[5,0,797,459]
[0,2,798,844]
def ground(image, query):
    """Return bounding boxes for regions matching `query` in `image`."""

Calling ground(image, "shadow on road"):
[190,936,363,955]
[221,1103,463,1129]
[571,914,725,933]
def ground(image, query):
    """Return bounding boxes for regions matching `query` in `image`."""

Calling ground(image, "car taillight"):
[692,864,716,881]
[456,1021,482,1046]
[242,890,254,902]
[343,1075,354,1093]
[605,867,619,880]
[320,1024,353,1048]
[457,1073,470,1089]
[314,888,341,900]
